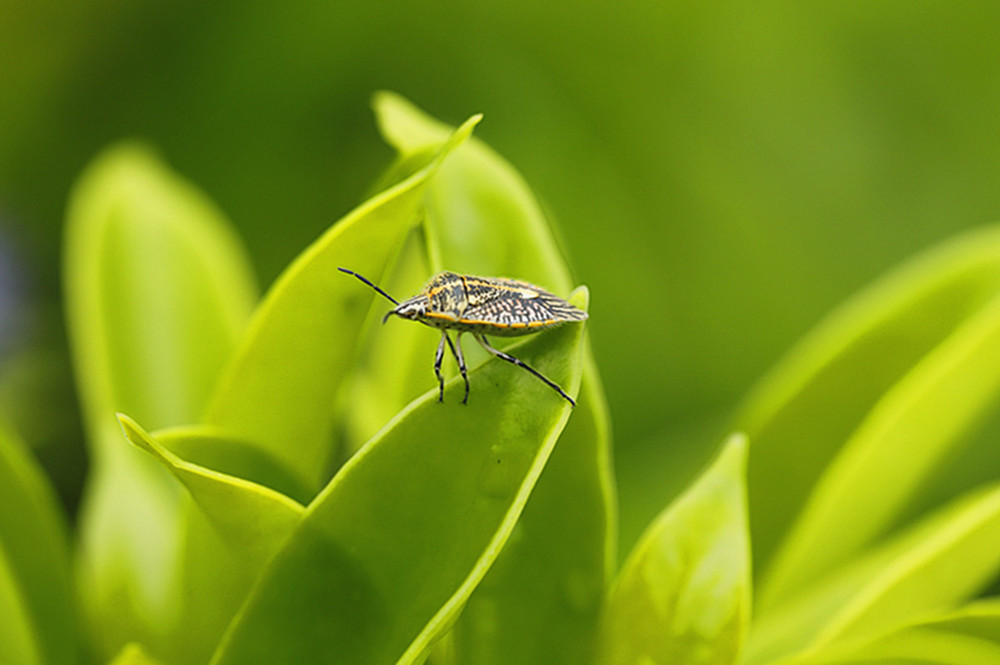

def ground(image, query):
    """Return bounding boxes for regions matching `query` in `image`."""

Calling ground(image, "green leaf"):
[373,93,616,664]
[747,482,1000,665]
[63,143,258,661]
[117,415,304,568]
[597,434,750,665]
[115,415,314,665]
[736,226,1000,604]
[0,423,75,665]
[64,142,257,449]
[202,114,480,491]
[781,599,1000,665]
[209,289,588,665]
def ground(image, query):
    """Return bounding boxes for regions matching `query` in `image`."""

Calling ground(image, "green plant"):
[3,93,1000,665]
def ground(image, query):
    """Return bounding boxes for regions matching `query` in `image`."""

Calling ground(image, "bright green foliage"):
[446,349,613,665]
[57,97,612,664]
[747,482,1000,664]
[739,226,1000,664]
[598,434,750,665]
[2,93,999,665]
[743,228,1000,609]
[774,599,1000,665]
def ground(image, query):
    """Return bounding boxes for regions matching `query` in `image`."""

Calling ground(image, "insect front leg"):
[446,332,471,404]
[474,334,576,407]
[434,332,447,402]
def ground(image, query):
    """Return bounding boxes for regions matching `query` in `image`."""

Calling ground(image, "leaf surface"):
[105,644,165,665]
[118,415,304,569]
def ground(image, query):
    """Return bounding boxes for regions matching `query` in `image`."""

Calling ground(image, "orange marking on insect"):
[453,318,556,328]
[424,311,458,322]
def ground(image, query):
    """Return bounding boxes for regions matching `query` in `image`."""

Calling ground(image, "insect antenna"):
[338,267,400,306]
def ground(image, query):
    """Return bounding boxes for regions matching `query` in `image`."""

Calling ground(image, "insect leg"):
[447,332,471,404]
[434,332,447,402]
[474,334,575,407]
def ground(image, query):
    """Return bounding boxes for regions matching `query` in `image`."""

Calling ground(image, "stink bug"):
[339,268,587,406]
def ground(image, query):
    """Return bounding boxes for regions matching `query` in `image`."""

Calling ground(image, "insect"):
[339,267,588,406]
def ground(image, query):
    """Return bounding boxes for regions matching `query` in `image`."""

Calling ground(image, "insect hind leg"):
[474,334,575,407]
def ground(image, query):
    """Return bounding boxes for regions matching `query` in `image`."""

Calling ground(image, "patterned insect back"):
[455,275,587,336]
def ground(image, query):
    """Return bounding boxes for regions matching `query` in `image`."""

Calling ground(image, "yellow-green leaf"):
[117,415,304,568]
[781,599,1000,665]
[737,226,1000,605]
[63,143,256,661]
[748,482,1000,664]
[598,434,750,665]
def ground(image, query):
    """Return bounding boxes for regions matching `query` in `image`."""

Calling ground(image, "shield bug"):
[339,267,587,406]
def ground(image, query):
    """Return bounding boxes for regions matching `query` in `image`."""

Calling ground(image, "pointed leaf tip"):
[599,432,750,665]
[569,285,590,311]
[373,91,482,154]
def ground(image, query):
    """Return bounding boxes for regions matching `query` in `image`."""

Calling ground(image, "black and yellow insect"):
[339,268,588,406]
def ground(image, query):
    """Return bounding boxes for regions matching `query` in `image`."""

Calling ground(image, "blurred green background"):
[2,2,1000,549]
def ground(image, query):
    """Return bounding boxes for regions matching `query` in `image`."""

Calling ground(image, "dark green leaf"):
[0,422,76,665]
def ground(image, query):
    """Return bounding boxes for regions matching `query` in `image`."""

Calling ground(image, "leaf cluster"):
[3,94,1000,665]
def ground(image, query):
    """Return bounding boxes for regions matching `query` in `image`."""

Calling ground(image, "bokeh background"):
[3,2,1000,550]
